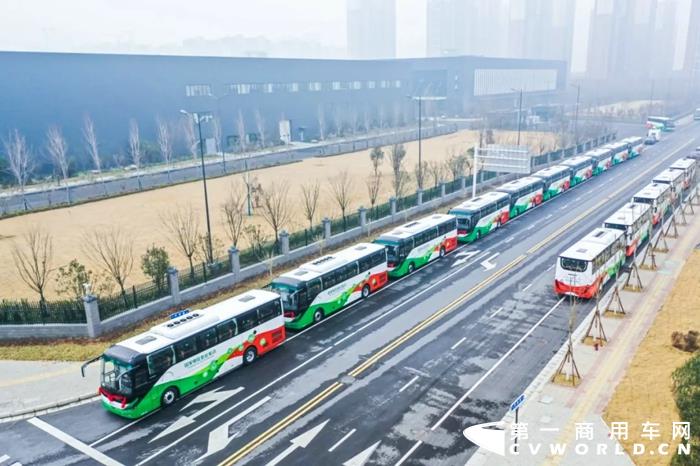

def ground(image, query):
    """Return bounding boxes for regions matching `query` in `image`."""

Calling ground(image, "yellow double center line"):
[219,138,694,466]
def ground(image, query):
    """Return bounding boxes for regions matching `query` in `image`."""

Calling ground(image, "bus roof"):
[531,165,570,179]
[495,176,542,193]
[603,202,651,227]
[601,141,628,152]
[560,228,623,261]
[116,289,280,355]
[377,213,455,241]
[585,148,612,159]
[622,136,643,145]
[449,191,509,213]
[633,182,670,201]
[277,242,384,282]
[669,158,696,171]
[648,116,671,121]
[560,155,593,167]
[653,168,684,184]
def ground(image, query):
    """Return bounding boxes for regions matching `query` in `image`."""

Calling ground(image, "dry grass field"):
[604,250,700,466]
[0,129,556,300]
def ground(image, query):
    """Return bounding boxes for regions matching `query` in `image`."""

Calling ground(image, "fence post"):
[83,294,102,338]
[280,230,290,255]
[229,247,240,276]
[167,267,181,306]
[323,217,332,240]
[440,182,446,198]
[390,197,397,219]
[359,206,367,232]
[417,189,424,206]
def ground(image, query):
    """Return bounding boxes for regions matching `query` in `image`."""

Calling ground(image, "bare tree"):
[11,227,53,303]
[300,180,321,230]
[212,115,223,156]
[160,204,200,278]
[237,110,247,153]
[46,125,71,203]
[82,115,101,174]
[82,227,134,301]
[444,149,472,181]
[128,119,142,189]
[329,170,353,230]
[425,160,444,188]
[221,182,247,248]
[156,116,173,182]
[245,224,275,277]
[182,116,198,160]
[366,146,384,215]
[389,143,409,198]
[317,105,326,141]
[259,181,292,245]
[254,109,266,148]
[333,106,343,137]
[2,129,32,210]
[413,162,426,192]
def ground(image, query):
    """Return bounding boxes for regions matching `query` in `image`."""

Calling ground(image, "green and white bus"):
[632,182,671,226]
[449,191,510,243]
[95,290,285,419]
[586,148,613,175]
[603,202,652,257]
[622,136,644,159]
[271,243,388,330]
[653,168,684,205]
[647,116,675,132]
[532,165,571,201]
[495,177,544,218]
[669,158,697,191]
[560,155,595,186]
[374,213,458,278]
[602,141,630,165]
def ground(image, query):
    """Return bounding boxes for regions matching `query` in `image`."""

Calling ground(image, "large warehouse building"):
[0,51,566,157]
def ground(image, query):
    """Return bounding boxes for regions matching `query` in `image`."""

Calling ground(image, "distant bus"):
[622,136,644,158]
[603,202,652,257]
[97,290,285,419]
[271,242,388,329]
[647,116,675,132]
[653,168,685,204]
[560,155,595,187]
[532,165,571,201]
[495,177,544,218]
[586,148,614,175]
[554,227,625,299]
[449,191,510,243]
[669,158,697,191]
[632,182,671,225]
[374,214,457,278]
[602,141,631,165]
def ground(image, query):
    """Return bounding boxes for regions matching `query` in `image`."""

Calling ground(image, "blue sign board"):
[510,394,525,412]
[170,309,190,320]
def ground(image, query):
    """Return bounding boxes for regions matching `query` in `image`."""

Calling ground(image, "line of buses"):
[96,136,661,418]
[554,157,697,299]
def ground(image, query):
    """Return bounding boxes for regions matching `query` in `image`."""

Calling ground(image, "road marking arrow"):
[196,396,271,463]
[451,250,480,268]
[150,386,244,443]
[265,419,329,466]
[480,252,500,271]
[342,441,381,466]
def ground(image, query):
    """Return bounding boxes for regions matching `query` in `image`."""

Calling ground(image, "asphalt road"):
[0,120,696,466]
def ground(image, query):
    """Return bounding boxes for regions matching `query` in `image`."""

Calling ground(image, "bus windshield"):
[455,214,473,230]
[560,257,588,273]
[101,356,136,395]
[632,197,653,205]
[270,281,300,312]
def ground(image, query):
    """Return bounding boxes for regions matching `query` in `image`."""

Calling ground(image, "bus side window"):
[373,250,386,266]
[358,255,372,273]
[175,336,198,362]
[196,328,218,351]
[216,319,237,341]
[307,278,322,299]
[147,347,175,376]
[238,310,259,333]
[257,301,278,323]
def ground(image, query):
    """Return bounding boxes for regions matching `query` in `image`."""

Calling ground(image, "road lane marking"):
[398,376,419,393]
[90,417,148,447]
[504,236,514,243]
[394,440,422,466]
[545,214,553,219]
[490,307,504,319]
[265,419,329,466]
[522,283,533,292]
[546,264,555,272]
[328,428,356,452]
[342,441,380,466]
[0,455,9,463]
[450,337,466,350]
[27,417,123,466]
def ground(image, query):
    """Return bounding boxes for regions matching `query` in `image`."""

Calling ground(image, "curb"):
[0,392,99,423]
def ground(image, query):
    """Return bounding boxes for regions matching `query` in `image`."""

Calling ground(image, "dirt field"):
[0,129,556,300]
[604,250,700,465]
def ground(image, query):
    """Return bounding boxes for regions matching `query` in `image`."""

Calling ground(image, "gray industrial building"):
[0,51,566,163]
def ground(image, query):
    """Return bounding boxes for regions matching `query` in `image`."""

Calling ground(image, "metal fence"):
[0,299,86,325]
[98,280,172,321]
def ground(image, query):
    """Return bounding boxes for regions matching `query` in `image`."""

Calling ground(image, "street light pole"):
[418,97,423,190]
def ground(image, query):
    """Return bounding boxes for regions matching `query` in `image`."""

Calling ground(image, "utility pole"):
[407,95,446,191]
[571,83,581,154]
[511,88,523,146]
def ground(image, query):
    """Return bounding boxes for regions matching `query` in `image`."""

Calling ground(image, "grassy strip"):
[670,353,700,465]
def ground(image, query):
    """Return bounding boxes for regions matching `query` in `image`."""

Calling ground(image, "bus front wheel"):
[439,247,446,258]
[361,284,371,299]
[408,263,416,274]
[244,346,257,365]
[313,309,324,324]
[161,387,179,408]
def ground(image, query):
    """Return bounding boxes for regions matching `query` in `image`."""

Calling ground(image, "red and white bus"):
[653,169,684,205]
[632,183,671,225]
[603,202,652,257]
[669,158,697,191]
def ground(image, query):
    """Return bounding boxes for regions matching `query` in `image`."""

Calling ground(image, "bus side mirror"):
[81,354,102,378]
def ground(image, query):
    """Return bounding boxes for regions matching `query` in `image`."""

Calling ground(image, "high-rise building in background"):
[347,0,396,59]
[683,0,700,83]
[426,0,471,57]
[508,0,575,61]
[650,0,677,80]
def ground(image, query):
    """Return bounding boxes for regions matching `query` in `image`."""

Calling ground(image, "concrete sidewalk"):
[467,206,700,466]
[0,360,99,421]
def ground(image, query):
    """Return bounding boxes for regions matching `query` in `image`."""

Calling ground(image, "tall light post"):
[571,83,581,154]
[407,95,446,190]
[180,109,214,263]
[510,87,523,146]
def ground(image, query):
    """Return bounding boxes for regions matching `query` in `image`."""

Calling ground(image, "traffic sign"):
[510,394,525,412]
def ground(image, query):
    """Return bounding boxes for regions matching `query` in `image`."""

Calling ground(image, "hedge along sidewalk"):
[0,133,617,343]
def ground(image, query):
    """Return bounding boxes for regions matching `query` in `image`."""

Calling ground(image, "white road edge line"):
[522,283,533,292]
[398,376,419,393]
[430,297,566,431]
[504,236,514,243]
[328,428,356,453]
[394,440,423,466]
[0,455,9,463]
[450,337,466,350]
[27,417,124,466]
[490,307,504,319]
[90,417,146,447]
